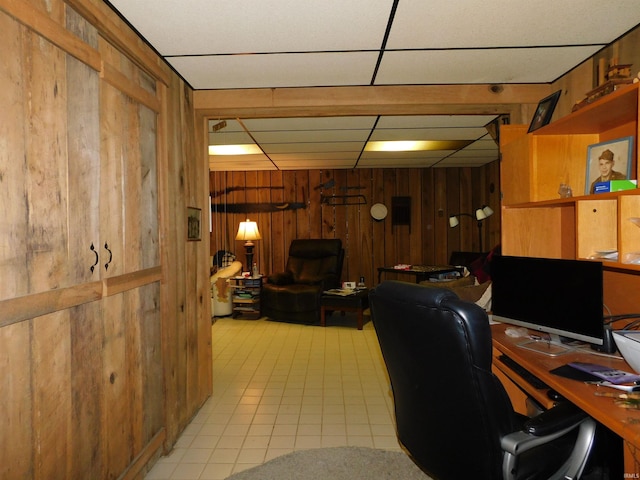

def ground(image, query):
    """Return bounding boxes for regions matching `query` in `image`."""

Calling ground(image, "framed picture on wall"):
[585,136,634,194]
[187,207,202,241]
[528,90,562,133]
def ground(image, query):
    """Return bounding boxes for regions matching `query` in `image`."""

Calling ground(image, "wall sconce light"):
[236,218,261,271]
[448,206,494,251]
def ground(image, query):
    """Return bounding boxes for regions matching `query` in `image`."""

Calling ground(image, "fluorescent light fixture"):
[365,140,473,152]
[208,144,262,155]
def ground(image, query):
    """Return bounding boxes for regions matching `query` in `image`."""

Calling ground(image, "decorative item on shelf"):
[236,218,261,271]
[558,183,573,198]
[528,90,561,133]
[449,206,494,252]
[573,60,635,112]
[585,136,634,194]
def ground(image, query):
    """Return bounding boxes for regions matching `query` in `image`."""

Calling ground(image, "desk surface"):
[377,265,460,283]
[491,323,640,473]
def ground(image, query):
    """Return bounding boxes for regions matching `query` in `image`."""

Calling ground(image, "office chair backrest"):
[370,281,519,480]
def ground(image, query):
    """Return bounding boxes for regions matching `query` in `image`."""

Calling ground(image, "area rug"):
[225,446,432,480]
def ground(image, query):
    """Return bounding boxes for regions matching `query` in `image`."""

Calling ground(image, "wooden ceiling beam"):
[194,84,551,119]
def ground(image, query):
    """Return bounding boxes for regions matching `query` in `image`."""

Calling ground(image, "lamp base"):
[244,241,255,272]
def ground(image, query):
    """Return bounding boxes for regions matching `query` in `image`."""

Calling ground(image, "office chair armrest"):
[523,401,587,437]
[502,412,596,480]
[502,402,588,454]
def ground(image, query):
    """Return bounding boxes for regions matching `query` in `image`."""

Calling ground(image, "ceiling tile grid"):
[106,0,640,170]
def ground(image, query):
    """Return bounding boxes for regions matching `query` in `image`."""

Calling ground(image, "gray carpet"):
[225,446,433,480]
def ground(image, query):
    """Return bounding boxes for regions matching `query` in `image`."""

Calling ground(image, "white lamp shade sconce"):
[448,206,494,251]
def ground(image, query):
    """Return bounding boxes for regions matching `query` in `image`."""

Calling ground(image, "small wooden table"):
[320,289,369,330]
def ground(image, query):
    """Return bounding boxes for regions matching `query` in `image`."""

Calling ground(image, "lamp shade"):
[236,219,261,242]
[482,205,494,217]
[449,216,459,228]
[475,208,487,221]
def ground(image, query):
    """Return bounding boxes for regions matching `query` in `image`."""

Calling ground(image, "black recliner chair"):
[262,239,344,324]
[369,280,596,480]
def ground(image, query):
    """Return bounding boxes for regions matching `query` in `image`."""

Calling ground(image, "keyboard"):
[497,354,549,390]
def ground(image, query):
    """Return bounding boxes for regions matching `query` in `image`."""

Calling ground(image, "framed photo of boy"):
[585,136,634,194]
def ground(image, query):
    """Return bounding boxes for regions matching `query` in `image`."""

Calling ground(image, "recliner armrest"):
[523,401,587,437]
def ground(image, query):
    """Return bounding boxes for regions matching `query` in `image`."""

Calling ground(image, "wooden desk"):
[377,265,461,284]
[491,323,640,475]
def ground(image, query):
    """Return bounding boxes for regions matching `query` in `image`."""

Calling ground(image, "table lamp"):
[236,218,261,272]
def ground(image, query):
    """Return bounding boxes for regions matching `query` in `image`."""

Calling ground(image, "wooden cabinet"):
[230,276,262,319]
[500,83,640,271]
[500,83,640,317]
[0,8,164,479]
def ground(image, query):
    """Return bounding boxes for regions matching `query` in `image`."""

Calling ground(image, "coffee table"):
[320,289,369,330]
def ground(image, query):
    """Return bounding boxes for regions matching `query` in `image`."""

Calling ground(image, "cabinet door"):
[100,83,159,278]
[102,283,162,478]
[0,22,102,300]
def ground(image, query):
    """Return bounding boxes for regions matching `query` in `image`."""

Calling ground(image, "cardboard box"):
[594,179,637,193]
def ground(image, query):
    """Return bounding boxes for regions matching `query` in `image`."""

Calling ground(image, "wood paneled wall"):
[0,0,210,478]
[210,162,501,285]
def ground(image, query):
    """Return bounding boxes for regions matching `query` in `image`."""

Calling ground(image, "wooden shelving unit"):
[500,83,640,315]
[230,276,262,319]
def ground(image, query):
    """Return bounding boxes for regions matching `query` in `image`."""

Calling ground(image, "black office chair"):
[369,281,596,480]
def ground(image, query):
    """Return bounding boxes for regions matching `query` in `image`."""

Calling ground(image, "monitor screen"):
[491,255,604,346]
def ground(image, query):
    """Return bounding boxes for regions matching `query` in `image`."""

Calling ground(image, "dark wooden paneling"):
[210,164,500,286]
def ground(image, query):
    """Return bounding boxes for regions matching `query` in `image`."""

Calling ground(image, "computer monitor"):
[491,255,605,355]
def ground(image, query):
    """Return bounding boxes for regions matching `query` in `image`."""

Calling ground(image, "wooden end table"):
[320,289,369,330]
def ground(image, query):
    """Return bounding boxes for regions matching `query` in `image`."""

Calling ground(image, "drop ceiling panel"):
[109,0,393,55]
[275,160,359,170]
[243,117,378,131]
[375,47,602,85]
[105,1,640,170]
[358,158,442,168]
[253,129,371,145]
[375,115,498,128]
[387,1,640,49]
[369,127,490,141]
[169,52,380,90]
[269,151,361,161]
[360,150,456,160]
[263,142,364,154]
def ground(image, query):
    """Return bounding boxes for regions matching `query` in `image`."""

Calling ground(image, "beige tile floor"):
[145,314,401,480]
